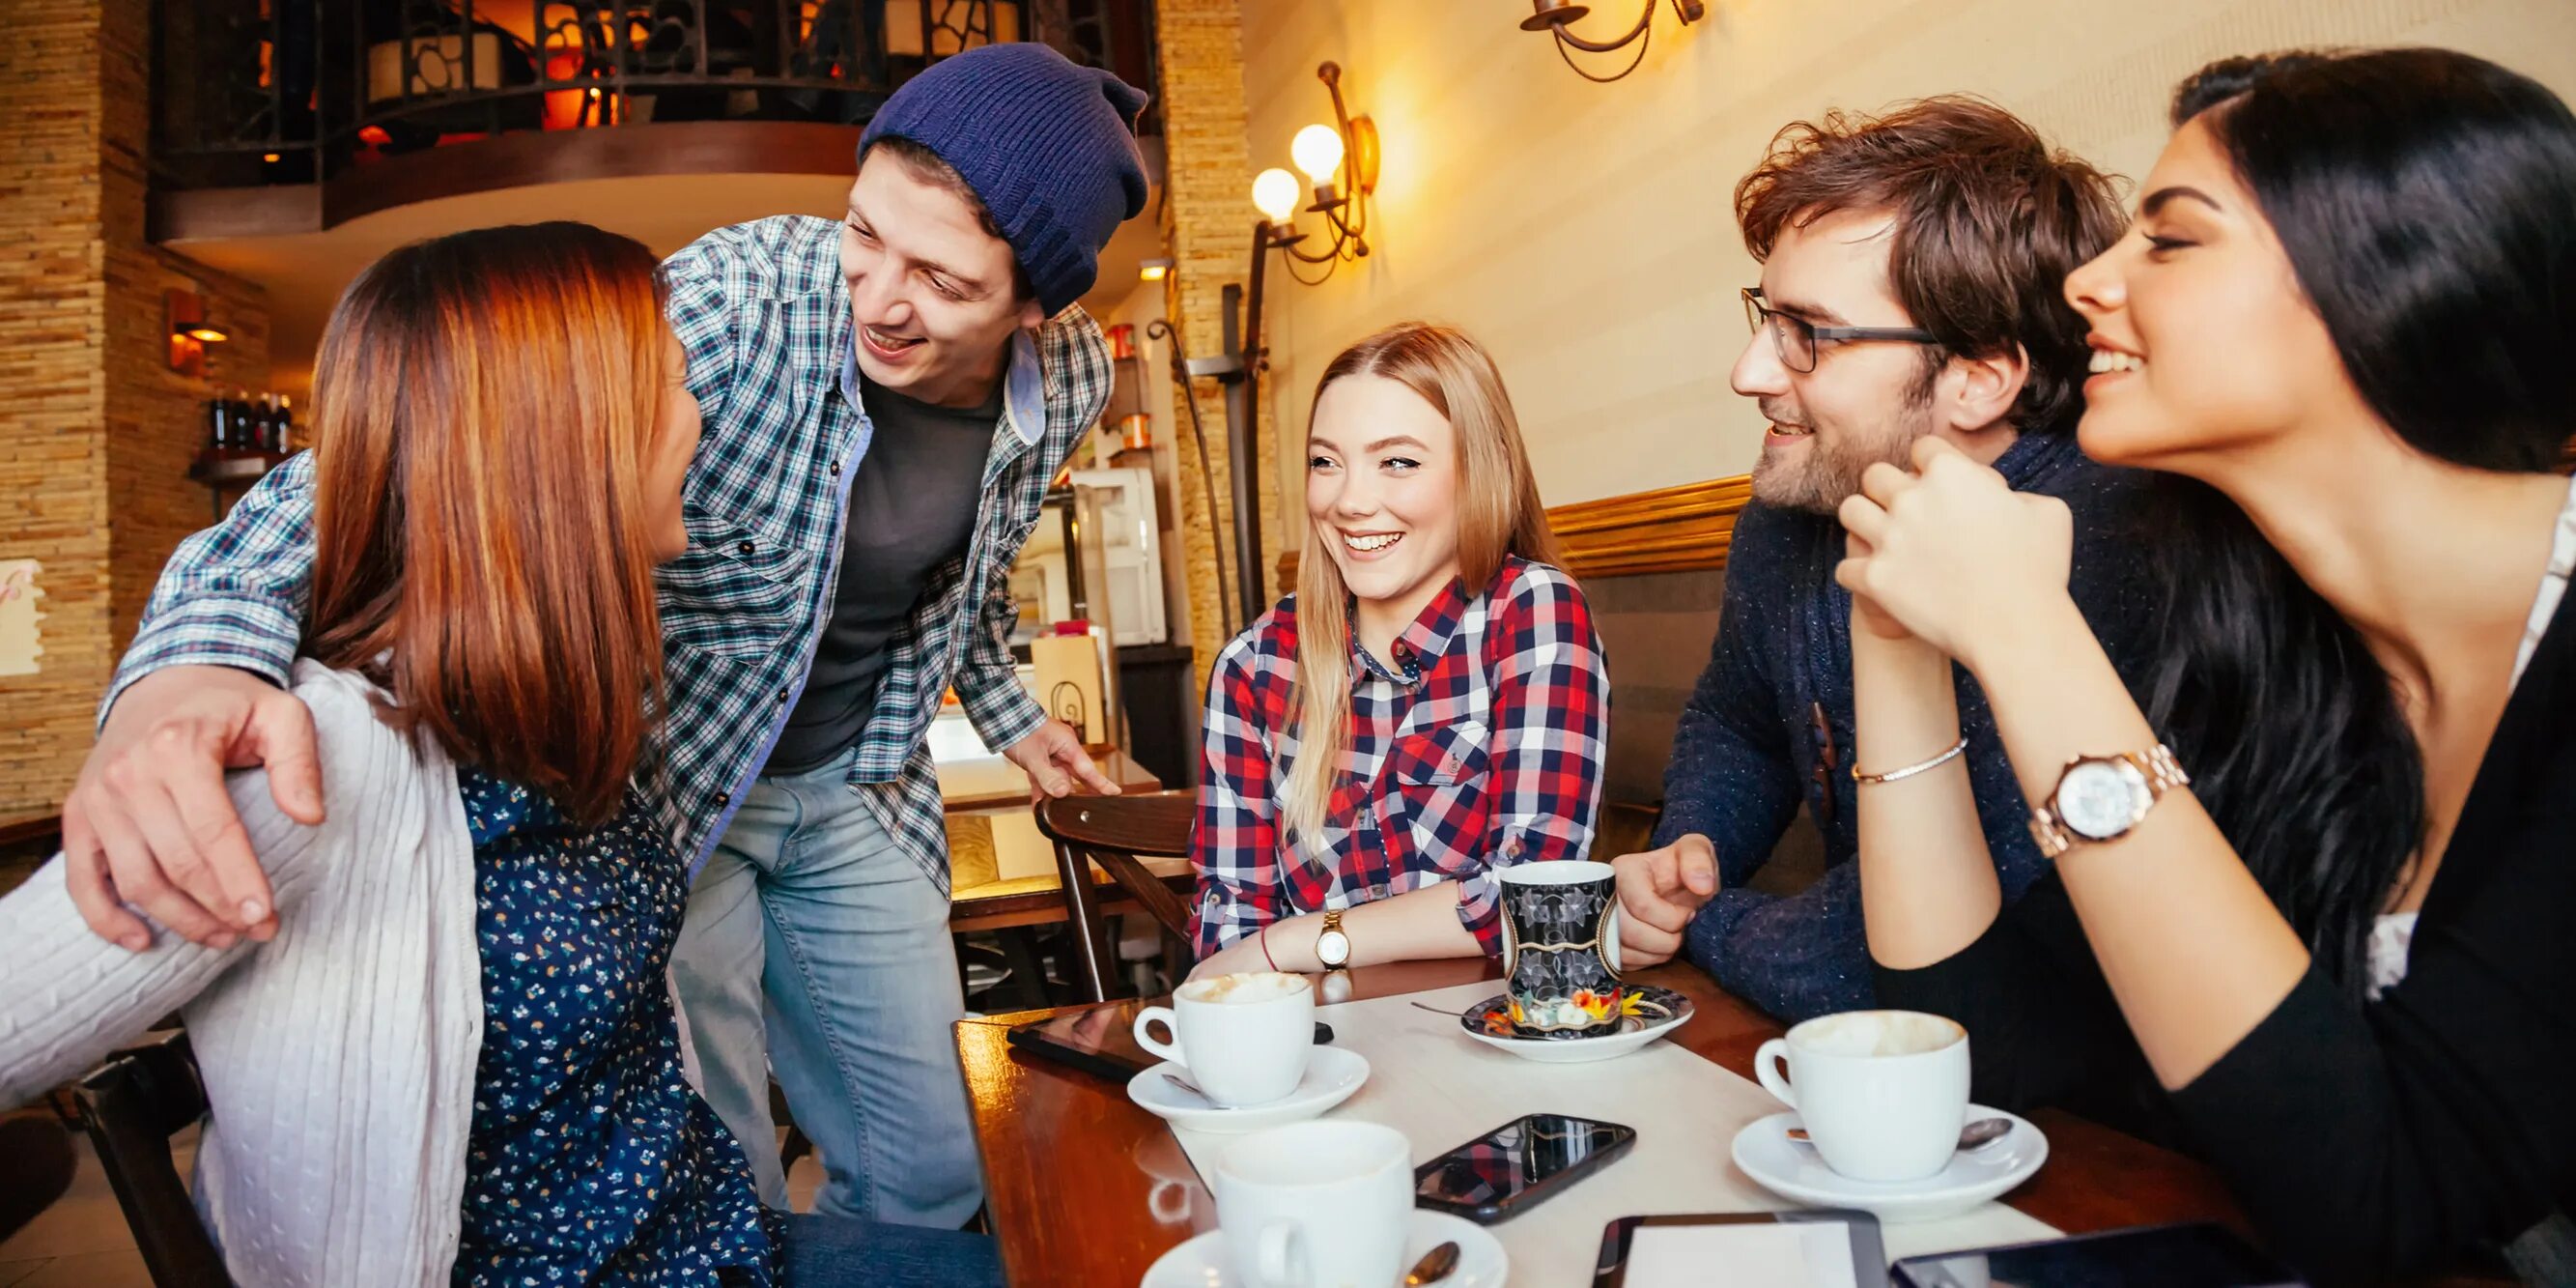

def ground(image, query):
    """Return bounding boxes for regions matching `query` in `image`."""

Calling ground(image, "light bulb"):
[1290,124,1345,184]
[1252,168,1301,222]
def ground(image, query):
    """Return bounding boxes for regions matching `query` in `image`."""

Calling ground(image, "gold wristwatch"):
[1315,908,1352,971]
[2028,743,2190,858]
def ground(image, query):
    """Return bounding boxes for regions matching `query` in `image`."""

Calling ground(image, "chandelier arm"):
[1281,221,1351,264]
[1553,21,1651,82]
[1281,252,1336,287]
[1547,0,1656,55]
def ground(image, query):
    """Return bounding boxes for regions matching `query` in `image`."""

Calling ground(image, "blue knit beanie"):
[861,44,1150,316]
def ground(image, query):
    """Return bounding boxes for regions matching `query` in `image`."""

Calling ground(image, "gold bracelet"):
[1850,736,1969,786]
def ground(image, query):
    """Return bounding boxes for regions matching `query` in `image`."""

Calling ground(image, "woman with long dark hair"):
[0,223,996,1287]
[1832,49,2576,1281]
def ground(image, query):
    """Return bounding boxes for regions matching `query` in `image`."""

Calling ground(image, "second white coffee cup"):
[1132,971,1315,1107]
[1756,1009,1969,1183]
[1214,1120,1412,1288]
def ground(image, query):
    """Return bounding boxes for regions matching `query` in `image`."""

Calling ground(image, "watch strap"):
[2027,804,2077,859]
[2028,742,2191,859]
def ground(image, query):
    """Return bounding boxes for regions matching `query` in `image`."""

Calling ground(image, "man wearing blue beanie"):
[68,41,1146,1243]
[645,43,1151,1227]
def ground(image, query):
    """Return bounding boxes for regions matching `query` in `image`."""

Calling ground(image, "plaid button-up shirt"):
[107,215,1109,896]
[1189,557,1612,958]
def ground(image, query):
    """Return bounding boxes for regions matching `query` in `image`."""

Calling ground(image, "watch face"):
[2057,758,2150,841]
[1316,929,1351,968]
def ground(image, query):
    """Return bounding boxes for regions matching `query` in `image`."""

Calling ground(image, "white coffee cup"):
[1214,1120,1412,1288]
[1755,1009,1969,1183]
[1132,971,1314,1107]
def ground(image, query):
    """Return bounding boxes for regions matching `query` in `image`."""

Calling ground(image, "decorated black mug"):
[1497,860,1627,1036]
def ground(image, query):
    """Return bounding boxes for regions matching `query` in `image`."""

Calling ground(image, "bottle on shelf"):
[205,393,230,455]
[254,393,276,454]
[271,394,295,452]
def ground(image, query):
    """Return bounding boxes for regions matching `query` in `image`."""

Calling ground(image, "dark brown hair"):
[1735,96,2125,433]
[2140,49,2576,1003]
[303,222,670,826]
[861,134,1036,304]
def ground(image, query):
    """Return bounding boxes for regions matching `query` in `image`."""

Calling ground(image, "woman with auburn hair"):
[0,223,995,1287]
[1188,322,1611,978]
[1834,49,2576,1281]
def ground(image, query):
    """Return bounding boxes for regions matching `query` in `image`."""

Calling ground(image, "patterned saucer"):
[1456,986,1694,1064]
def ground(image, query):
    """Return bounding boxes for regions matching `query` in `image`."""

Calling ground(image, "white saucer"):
[1124,1045,1370,1134]
[1456,986,1694,1064]
[1140,1209,1508,1287]
[1730,1105,2048,1224]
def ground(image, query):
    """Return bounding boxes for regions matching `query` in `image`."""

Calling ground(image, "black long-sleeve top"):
[1878,587,2576,1284]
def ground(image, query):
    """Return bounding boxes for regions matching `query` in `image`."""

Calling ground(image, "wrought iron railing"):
[154,1,1157,190]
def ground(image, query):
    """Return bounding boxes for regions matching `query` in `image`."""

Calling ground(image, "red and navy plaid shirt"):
[1190,556,1611,959]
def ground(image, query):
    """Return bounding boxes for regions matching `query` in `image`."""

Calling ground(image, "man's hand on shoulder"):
[1610,834,1720,968]
[61,667,322,952]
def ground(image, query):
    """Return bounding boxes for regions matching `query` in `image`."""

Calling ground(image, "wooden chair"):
[71,1030,229,1287]
[0,1110,76,1245]
[1594,799,1664,864]
[1033,790,1196,1003]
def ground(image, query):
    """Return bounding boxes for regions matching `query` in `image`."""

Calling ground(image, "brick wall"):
[1149,0,1280,694]
[0,0,270,817]
[0,0,114,819]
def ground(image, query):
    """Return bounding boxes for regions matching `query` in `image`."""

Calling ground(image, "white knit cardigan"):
[0,662,482,1287]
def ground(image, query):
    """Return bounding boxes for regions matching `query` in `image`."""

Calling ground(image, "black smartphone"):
[1413,1113,1637,1224]
[1004,1000,1334,1083]
[1889,1222,2306,1287]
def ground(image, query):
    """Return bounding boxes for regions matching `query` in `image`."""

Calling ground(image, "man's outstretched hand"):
[1609,833,1719,968]
[60,667,321,952]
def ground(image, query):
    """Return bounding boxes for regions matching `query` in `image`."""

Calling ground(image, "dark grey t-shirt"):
[763,356,998,775]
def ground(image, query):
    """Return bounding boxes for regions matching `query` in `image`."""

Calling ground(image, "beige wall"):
[1238,0,2576,534]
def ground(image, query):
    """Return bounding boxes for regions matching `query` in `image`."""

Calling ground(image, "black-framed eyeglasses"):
[1742,287,1939,374]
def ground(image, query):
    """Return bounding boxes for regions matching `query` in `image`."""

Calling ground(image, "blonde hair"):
[1279,323,1566,849]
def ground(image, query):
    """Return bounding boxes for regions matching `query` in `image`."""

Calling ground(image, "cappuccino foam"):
[1793,1010,1964,1058]
[1179,971,1308,1005]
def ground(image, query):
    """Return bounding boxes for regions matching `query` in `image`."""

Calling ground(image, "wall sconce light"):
[1521,0,1704,82]
[1137,256,1173,283]
[1245,62,1378,281]
[166,288,227,376]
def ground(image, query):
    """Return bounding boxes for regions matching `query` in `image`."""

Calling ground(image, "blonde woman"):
[1188,323,1610,978]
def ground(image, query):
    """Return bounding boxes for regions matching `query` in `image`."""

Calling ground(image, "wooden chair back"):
[72,1030,229,1287]
[1033,790,1196,1001]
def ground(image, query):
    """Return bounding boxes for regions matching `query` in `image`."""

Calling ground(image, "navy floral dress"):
[452,769,779,1286]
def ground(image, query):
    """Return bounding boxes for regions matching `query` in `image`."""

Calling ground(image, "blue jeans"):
[780,1214,1001,1287]
[671,748,982,1227]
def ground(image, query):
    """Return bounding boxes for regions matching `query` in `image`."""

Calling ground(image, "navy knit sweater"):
[1653,429,2155,1022]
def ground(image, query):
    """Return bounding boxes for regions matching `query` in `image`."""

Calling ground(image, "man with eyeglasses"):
[1608,97,2159,1022]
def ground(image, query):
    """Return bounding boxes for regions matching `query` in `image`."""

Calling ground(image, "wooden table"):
[937,749,1164,815]
[0,813,62,854]
[953,959,2251,1287]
